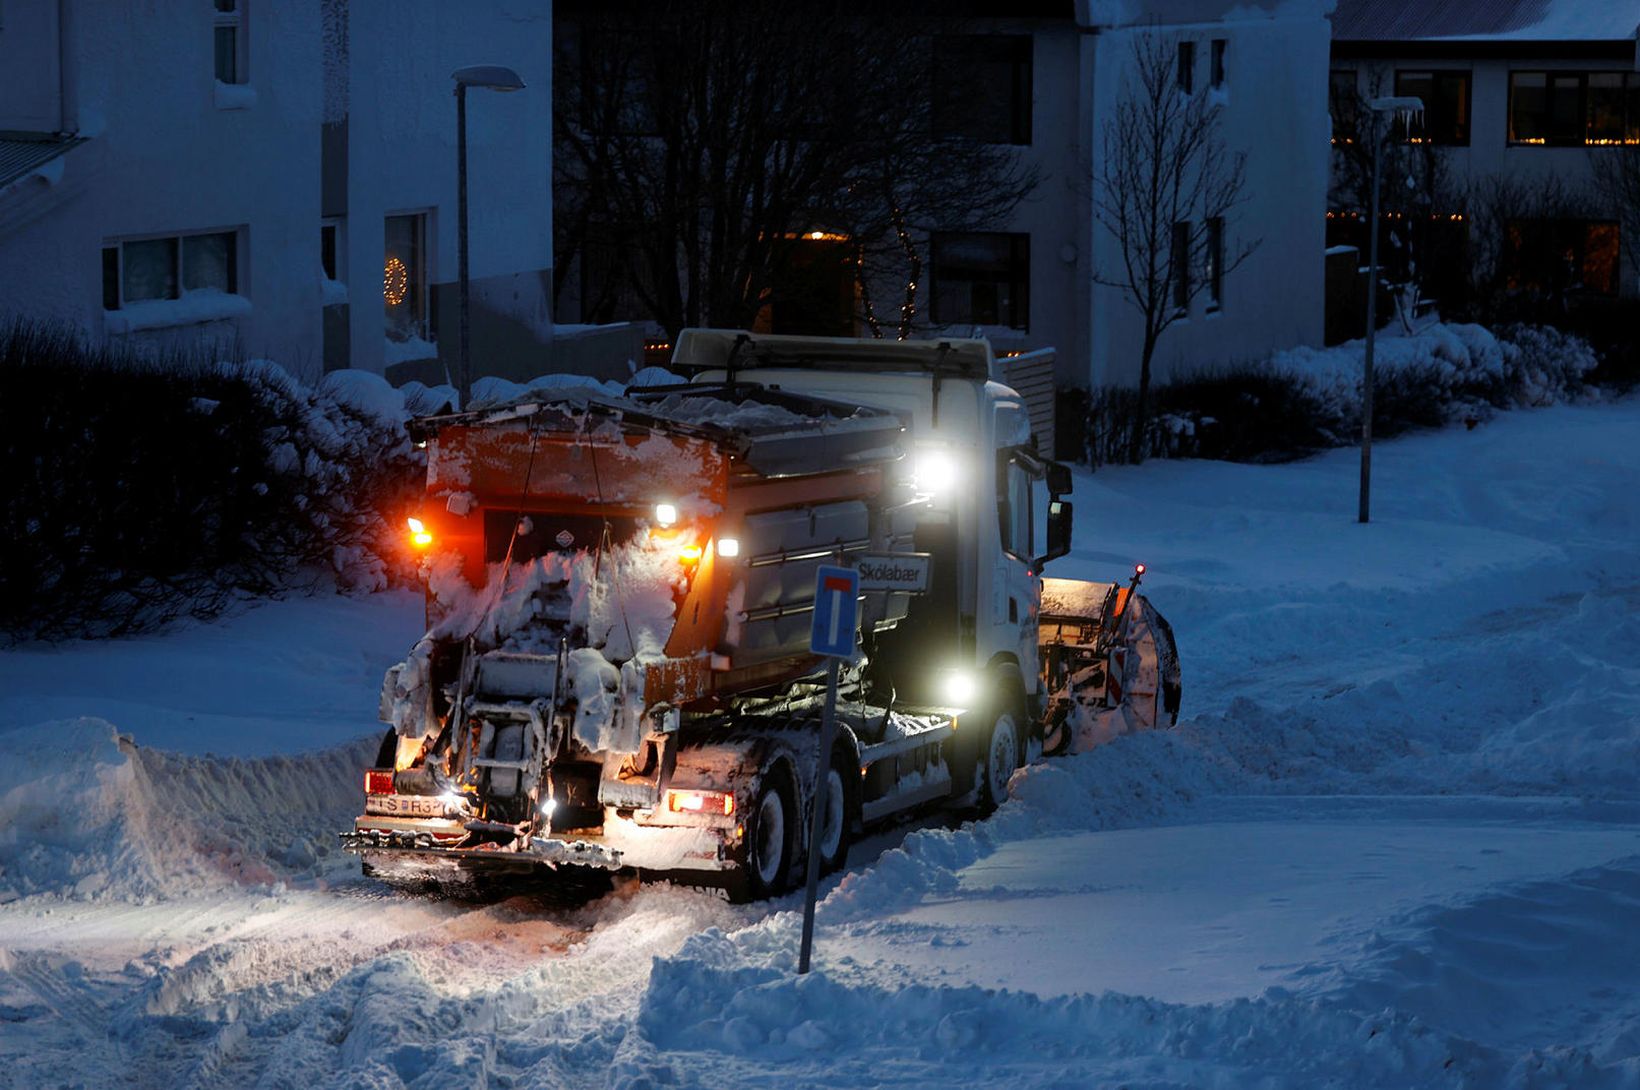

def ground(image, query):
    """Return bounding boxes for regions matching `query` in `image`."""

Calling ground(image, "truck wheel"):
[726,768,795,902]
[817,748,856,876]
[977,699,1026,815]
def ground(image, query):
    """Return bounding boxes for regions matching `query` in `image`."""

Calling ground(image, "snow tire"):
[725,766,796,903]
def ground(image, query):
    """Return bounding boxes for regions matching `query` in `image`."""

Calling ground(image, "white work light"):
[915,449,960,495]
[654,503,678,527]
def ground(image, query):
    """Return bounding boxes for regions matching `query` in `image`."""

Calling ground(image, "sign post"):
[798,563,859,975]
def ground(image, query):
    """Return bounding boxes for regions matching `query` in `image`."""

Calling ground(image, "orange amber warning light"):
[666,789,734,816]
[407,517,432,548]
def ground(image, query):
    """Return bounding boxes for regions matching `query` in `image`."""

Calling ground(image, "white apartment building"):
[0,0,553,385]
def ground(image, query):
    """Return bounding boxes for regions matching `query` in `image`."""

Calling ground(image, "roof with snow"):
[1332,0,1640,44]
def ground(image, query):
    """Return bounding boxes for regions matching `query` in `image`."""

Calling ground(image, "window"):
[1394,70,1471,145]
[1171,221,1191,312]
[1206,217,1224,310]
[932,35,1033,145]
[384,213,429,342]
[321,219,343,281]
[1510,71,1640,146]
[1210,39,1226,89]
[101,230,239,310]
[998,455,1034,559]
[1505,219,1620,296]
[1177,40,1195,94]
[214,0,245,85]
[930,232,1029,329]
[1330,68,1360,141]
[1587,72,1640,144]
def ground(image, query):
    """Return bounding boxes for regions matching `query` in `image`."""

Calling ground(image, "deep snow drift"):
[1,398,1637,1088]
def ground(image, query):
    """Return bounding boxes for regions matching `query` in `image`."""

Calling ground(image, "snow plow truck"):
[343,330,1181,900]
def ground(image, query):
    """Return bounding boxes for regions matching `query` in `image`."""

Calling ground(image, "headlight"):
[942,670,977,705]
[654,503,678,527]
[915,449,960,495]
[717,537,741,558]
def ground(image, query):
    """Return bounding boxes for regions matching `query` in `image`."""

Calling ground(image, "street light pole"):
[456,82,470,409]
[450,64,526,410]
[1360,116,1380,525]
[1359,95,1422,525]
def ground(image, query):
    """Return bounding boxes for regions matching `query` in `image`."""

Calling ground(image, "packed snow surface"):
[2,398,1638,1087]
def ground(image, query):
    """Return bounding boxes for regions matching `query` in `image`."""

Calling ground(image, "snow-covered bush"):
[1495,323,1600,407]
[1065,322,1600,466]
[0,321,424,640]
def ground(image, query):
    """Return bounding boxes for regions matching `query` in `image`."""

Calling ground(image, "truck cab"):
[674,331,1072,733]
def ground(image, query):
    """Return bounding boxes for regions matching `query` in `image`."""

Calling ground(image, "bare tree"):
[555,1,1036,340]
[1092,32,1257,463]
[1590,145,1640,284]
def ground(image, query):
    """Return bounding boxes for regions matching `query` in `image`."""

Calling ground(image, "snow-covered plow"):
[1038,572,1182,754]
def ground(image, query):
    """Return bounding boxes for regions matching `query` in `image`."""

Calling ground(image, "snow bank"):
[0,718,376,903]
[625,953,1487,1088]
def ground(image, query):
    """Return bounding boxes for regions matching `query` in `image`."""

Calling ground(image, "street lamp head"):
[452,64,525,92]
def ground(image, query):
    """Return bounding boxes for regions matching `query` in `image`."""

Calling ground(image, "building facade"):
[0,0,553,385]
[1330,0,1640,302]
[554,0,1333,393]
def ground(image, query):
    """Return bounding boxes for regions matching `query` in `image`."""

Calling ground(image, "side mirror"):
[1046,461,1072,497]
[1037,499,1072,567]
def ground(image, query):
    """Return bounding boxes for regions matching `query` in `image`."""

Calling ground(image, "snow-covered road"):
[2,398,1637,1088]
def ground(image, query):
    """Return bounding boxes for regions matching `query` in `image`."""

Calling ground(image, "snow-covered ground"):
[2,398,1638,1088]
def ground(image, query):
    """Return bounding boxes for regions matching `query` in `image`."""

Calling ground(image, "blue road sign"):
[809,564,860,658]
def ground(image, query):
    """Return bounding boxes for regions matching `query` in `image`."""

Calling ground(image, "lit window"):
[1505,219,1620,296]
[1508,71,1640,146]
[214,0,245,85]
[102,230,240,310]
[930,232,1030,329]
[384,212,429,342]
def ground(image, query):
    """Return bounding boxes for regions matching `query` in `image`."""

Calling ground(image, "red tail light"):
[365,770,394,795]
[666,789,734,816]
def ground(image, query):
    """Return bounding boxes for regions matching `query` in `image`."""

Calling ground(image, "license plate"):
[365,793,450,818]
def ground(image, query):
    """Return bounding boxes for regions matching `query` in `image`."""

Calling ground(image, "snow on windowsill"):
[214,81,258,111]
[385,335,438,365]
[105,290,252,334]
